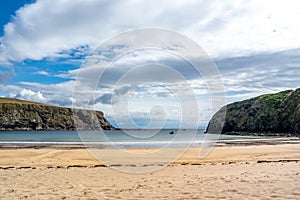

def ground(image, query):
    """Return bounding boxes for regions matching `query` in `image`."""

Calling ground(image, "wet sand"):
[0,139,300,199]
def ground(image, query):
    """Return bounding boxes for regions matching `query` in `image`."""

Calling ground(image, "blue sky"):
[0,0,34,35]
[0,0,299,129]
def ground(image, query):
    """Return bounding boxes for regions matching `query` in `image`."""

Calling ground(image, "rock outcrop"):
[0,98,114,131]
[206,89,300,136]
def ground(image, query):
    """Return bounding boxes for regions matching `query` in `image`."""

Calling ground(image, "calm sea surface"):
[0,130,263,148]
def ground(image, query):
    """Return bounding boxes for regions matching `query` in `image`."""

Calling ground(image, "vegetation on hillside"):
[0,98,114,131]
[206,89,299,135]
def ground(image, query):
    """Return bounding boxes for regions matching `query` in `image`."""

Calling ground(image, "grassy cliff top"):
[0,98,46,105]
[0,97,103,113]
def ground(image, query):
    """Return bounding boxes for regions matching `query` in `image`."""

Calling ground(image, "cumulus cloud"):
[1,0,300,128]
[14,88,46,102]
[0,80,76,108]
[1,45,299,128]
[215,48,300,98]
[1,0,300,64]
[5,46,297,127]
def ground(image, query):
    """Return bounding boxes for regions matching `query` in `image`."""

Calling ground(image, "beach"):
[0,139,300,199]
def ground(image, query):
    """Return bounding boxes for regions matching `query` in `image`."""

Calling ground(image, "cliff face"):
[206,89,300,135]
[0,98,114,131]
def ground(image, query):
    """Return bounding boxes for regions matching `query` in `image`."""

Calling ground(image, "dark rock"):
[0,98,115,131]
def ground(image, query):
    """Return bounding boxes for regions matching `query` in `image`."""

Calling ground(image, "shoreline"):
[0,136,299,149]
[0,138,299,167]
[222,131,300,137]
[1,128,299,136]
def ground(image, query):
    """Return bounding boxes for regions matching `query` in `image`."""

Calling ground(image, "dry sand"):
[0,140,300,199]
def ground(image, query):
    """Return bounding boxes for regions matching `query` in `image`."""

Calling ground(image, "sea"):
[0,129,264,149]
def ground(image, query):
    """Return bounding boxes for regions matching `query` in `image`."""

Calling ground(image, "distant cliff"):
[206,89,300,136]
[0,98,115,131]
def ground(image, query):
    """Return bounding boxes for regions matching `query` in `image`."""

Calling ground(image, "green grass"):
[0,98,46,105]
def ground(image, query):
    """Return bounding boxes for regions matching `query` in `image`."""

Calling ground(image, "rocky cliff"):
[0,98,115,131]
[206,89,300,136]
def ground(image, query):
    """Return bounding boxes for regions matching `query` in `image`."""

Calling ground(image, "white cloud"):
[14,88,46,102]
[1,0,300,64]
[1,0,300,128]
[34,70,49,76]
[0,81,76,107]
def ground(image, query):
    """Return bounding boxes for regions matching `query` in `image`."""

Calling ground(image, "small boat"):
[169,131,174,134]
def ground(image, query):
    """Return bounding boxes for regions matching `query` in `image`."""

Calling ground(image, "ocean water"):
[0,129,261,148]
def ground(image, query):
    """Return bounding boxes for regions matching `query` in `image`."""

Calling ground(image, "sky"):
[0,0,300,129]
